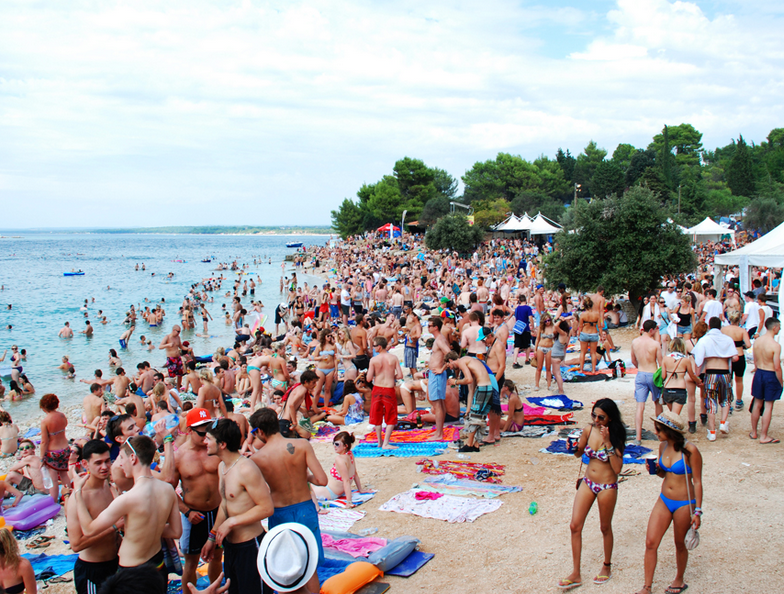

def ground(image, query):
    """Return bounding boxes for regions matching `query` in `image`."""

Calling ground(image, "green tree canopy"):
[418,196,451,227]
[650,123,704,168]
[572,141,607,197]
[611,143,637,174]
[726,135,755,197]
[545,186,696,304]
[425,213,484,253]
[590,161,625,199]
[462,153,541,202]
[556,148,576,185]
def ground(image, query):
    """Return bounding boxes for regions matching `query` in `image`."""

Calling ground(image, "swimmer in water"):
[58,322,74,338]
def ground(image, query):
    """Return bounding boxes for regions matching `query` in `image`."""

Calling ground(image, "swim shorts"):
[166,356,184,378]
[118,548,167,584]
[514,331,531,350]
[222,534,272,594]
[470,385,494,417]
[370,386,397,426]
[404,344,419,369]
[634,371,661,403]
[732,356,746,379]
[74,557,119,594]
[662,387,687,406]
[751,369,783,402]
[43,447,70,472]
[427,370,447,402]
[180,506,219,555]
[268,500,324,563]
[704,369,733,413]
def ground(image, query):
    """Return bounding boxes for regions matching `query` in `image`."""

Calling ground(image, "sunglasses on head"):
[591,412,607,421]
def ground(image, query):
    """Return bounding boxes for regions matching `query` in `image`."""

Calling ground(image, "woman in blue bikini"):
[559,399,625,591]
[635,411,703,594]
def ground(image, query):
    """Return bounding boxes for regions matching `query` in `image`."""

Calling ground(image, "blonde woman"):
[722,311,750,410]
[661,338,702,416]
[0,529,36,593]
[534,315,555,391]
[578,297,601,373]
[675,294,695,341]
[335,326,359,382]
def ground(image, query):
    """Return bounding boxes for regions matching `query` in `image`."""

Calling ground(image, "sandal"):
[664,585,688,594]
[557,578,582,591]
[593,562,611,585]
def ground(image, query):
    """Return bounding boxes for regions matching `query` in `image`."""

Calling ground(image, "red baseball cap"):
[186,408,211,428]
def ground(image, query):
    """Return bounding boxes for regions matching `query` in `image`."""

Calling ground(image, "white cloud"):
[0,0,782,227]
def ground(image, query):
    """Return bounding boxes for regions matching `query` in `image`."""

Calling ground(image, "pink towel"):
[415,490,444,500]
[321,533,387,557]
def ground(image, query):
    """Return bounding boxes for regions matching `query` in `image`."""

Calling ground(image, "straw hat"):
[257,523,319,593]
[650,410,686,433]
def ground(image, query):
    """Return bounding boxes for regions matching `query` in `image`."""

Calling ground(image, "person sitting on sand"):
[0,412,19,457]
[0,529,37,593]
[312,431,363,507]
[325,380,364,426]
[501,380,525,432]
[6,439,47,496]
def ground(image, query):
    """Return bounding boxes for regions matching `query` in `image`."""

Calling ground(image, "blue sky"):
[0,0,782,228]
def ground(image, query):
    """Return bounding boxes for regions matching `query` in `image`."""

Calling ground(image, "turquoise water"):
[0,233,328,422]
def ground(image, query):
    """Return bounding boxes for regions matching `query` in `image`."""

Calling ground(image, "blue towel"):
[546,439,652,464]
[318,558,352,584]
[22,427,41,439]
[22,553,78,580]
[528,395,584,410]
[352,442,448,458]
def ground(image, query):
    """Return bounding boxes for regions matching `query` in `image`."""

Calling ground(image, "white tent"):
[685,217,735,241]
[528,213,562,236]
[494,214,532,232]
[493,215,518,231]
[714,221,784,310]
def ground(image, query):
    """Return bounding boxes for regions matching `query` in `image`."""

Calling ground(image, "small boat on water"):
[64,271,85,276]
[201,258,212,263]
[286,242,304,248]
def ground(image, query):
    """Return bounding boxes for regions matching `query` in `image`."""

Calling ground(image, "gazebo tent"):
[377,223,401,238]
[494,214,532,232]
[528,213,562,236]
[685,217,735,242]
[714,221,784,304]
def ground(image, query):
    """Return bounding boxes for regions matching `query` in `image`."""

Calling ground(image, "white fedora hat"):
[257,523,319,593]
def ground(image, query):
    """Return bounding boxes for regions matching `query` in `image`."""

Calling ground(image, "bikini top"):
[541,333,555,340]
[658,443,692,475]
[583,443,611,462]
[330,452,355,482]
[319,350,335,357]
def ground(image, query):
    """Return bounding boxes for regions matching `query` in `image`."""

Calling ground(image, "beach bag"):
[608,360,626,379]
[513,320,528,335]
[653,367,664,388]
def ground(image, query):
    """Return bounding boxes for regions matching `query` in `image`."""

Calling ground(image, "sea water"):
[0,233,329,422]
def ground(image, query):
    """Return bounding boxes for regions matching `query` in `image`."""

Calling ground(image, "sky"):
[1,0,783,228]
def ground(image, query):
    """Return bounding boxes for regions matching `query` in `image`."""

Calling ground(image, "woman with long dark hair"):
[634,411,703,594]
[558,399,626,591]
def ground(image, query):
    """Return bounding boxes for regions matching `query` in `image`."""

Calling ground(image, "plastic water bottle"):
[529,501,538,515]
[142,423,157,438]
[358,527,378,536]
[457,454,471,460]
[165,414,180,430]
[41,466,54,490]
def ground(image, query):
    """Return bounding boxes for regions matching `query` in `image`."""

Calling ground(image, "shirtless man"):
[279,370,319,439]
[249,408,328,594]
[59,322,74,338]
[75,436,181,584]
[723,286,742,321]
[5,439,46,495]
[444,351,495,452]
[426,317,451,441]
[750,317,783,444]
[350,313,370,371]
[476,278,490,314]
[199,419,274,594]
[82,320,94,337]
[83,383,106,426]
[160,325,185,389]
[182,361,203,395]
[66,440,119,594]
[484,326,507,444]
[225,401,249,442]
[135,362,157,394]
[112,367,131,400]
[402,306,422,377]
[196,369,227,419]
[631,320,663,445]
[366,336,404,449]
[163,408,224,588]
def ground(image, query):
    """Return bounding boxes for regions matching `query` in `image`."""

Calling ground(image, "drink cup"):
[645,455,658,475]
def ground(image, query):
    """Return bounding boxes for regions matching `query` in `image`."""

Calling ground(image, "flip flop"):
[593,573,611,585]
[557,579,582,591]
[664,585,688,594]
[749,433,758,440]
[760,438,780,444]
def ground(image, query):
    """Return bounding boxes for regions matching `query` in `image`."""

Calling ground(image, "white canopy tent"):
[685,217,735,242]
[494,213,533,232]
[714,221,784,312]
[528,213,562,236]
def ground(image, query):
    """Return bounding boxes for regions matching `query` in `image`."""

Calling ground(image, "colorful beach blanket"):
[353,443,448,458]
[318,508,367,532]
[500,403,548,415]
[320,490,377,509]
[416,459,506,483]
[418,475,522,499]
[322,533,387,558]
[311,424,342,442]
[379,489,502,523]
[361,426,460,444]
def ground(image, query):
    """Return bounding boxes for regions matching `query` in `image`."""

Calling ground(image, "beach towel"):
[311,424,342,442]
[415,459,505,483]
[318,508,367,532]
[22,552,78,580]
[417,475,522,499]
[499,426,552,438]
[379,489,502,523]
[542,439,652,464]
[353,443,448,458]
[322,533,387,558]
[521,414,576,426]
[361,426,460,444]
[527,395,584,410]
[500,403,549,416]
[320,490,377,509]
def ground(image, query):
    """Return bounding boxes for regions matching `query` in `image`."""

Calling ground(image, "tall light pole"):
[401,210,407,236]
[573,183,581,203]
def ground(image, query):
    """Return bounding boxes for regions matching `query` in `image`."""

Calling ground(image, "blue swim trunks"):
[428,370,447,401]
[268,499,324,563]
[752,369,783,402]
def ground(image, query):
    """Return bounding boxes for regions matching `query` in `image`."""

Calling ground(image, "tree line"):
[331,125,784,238]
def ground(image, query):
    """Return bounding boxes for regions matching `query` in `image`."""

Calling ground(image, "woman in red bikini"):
[558,398,626,591]
[311,432,363,508]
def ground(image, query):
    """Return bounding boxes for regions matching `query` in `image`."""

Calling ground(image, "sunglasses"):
[333,441,345,448]
[19,445,33,451]
[591,412,607,422]
[192,428,208,437]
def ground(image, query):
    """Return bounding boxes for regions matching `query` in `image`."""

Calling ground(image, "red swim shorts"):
[370,386,397,426]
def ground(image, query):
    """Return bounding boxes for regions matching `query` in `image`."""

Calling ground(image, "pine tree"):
[726,135,756,197]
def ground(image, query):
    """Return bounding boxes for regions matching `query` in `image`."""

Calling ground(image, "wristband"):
[208,529,217,542]
[164,435,175,444]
